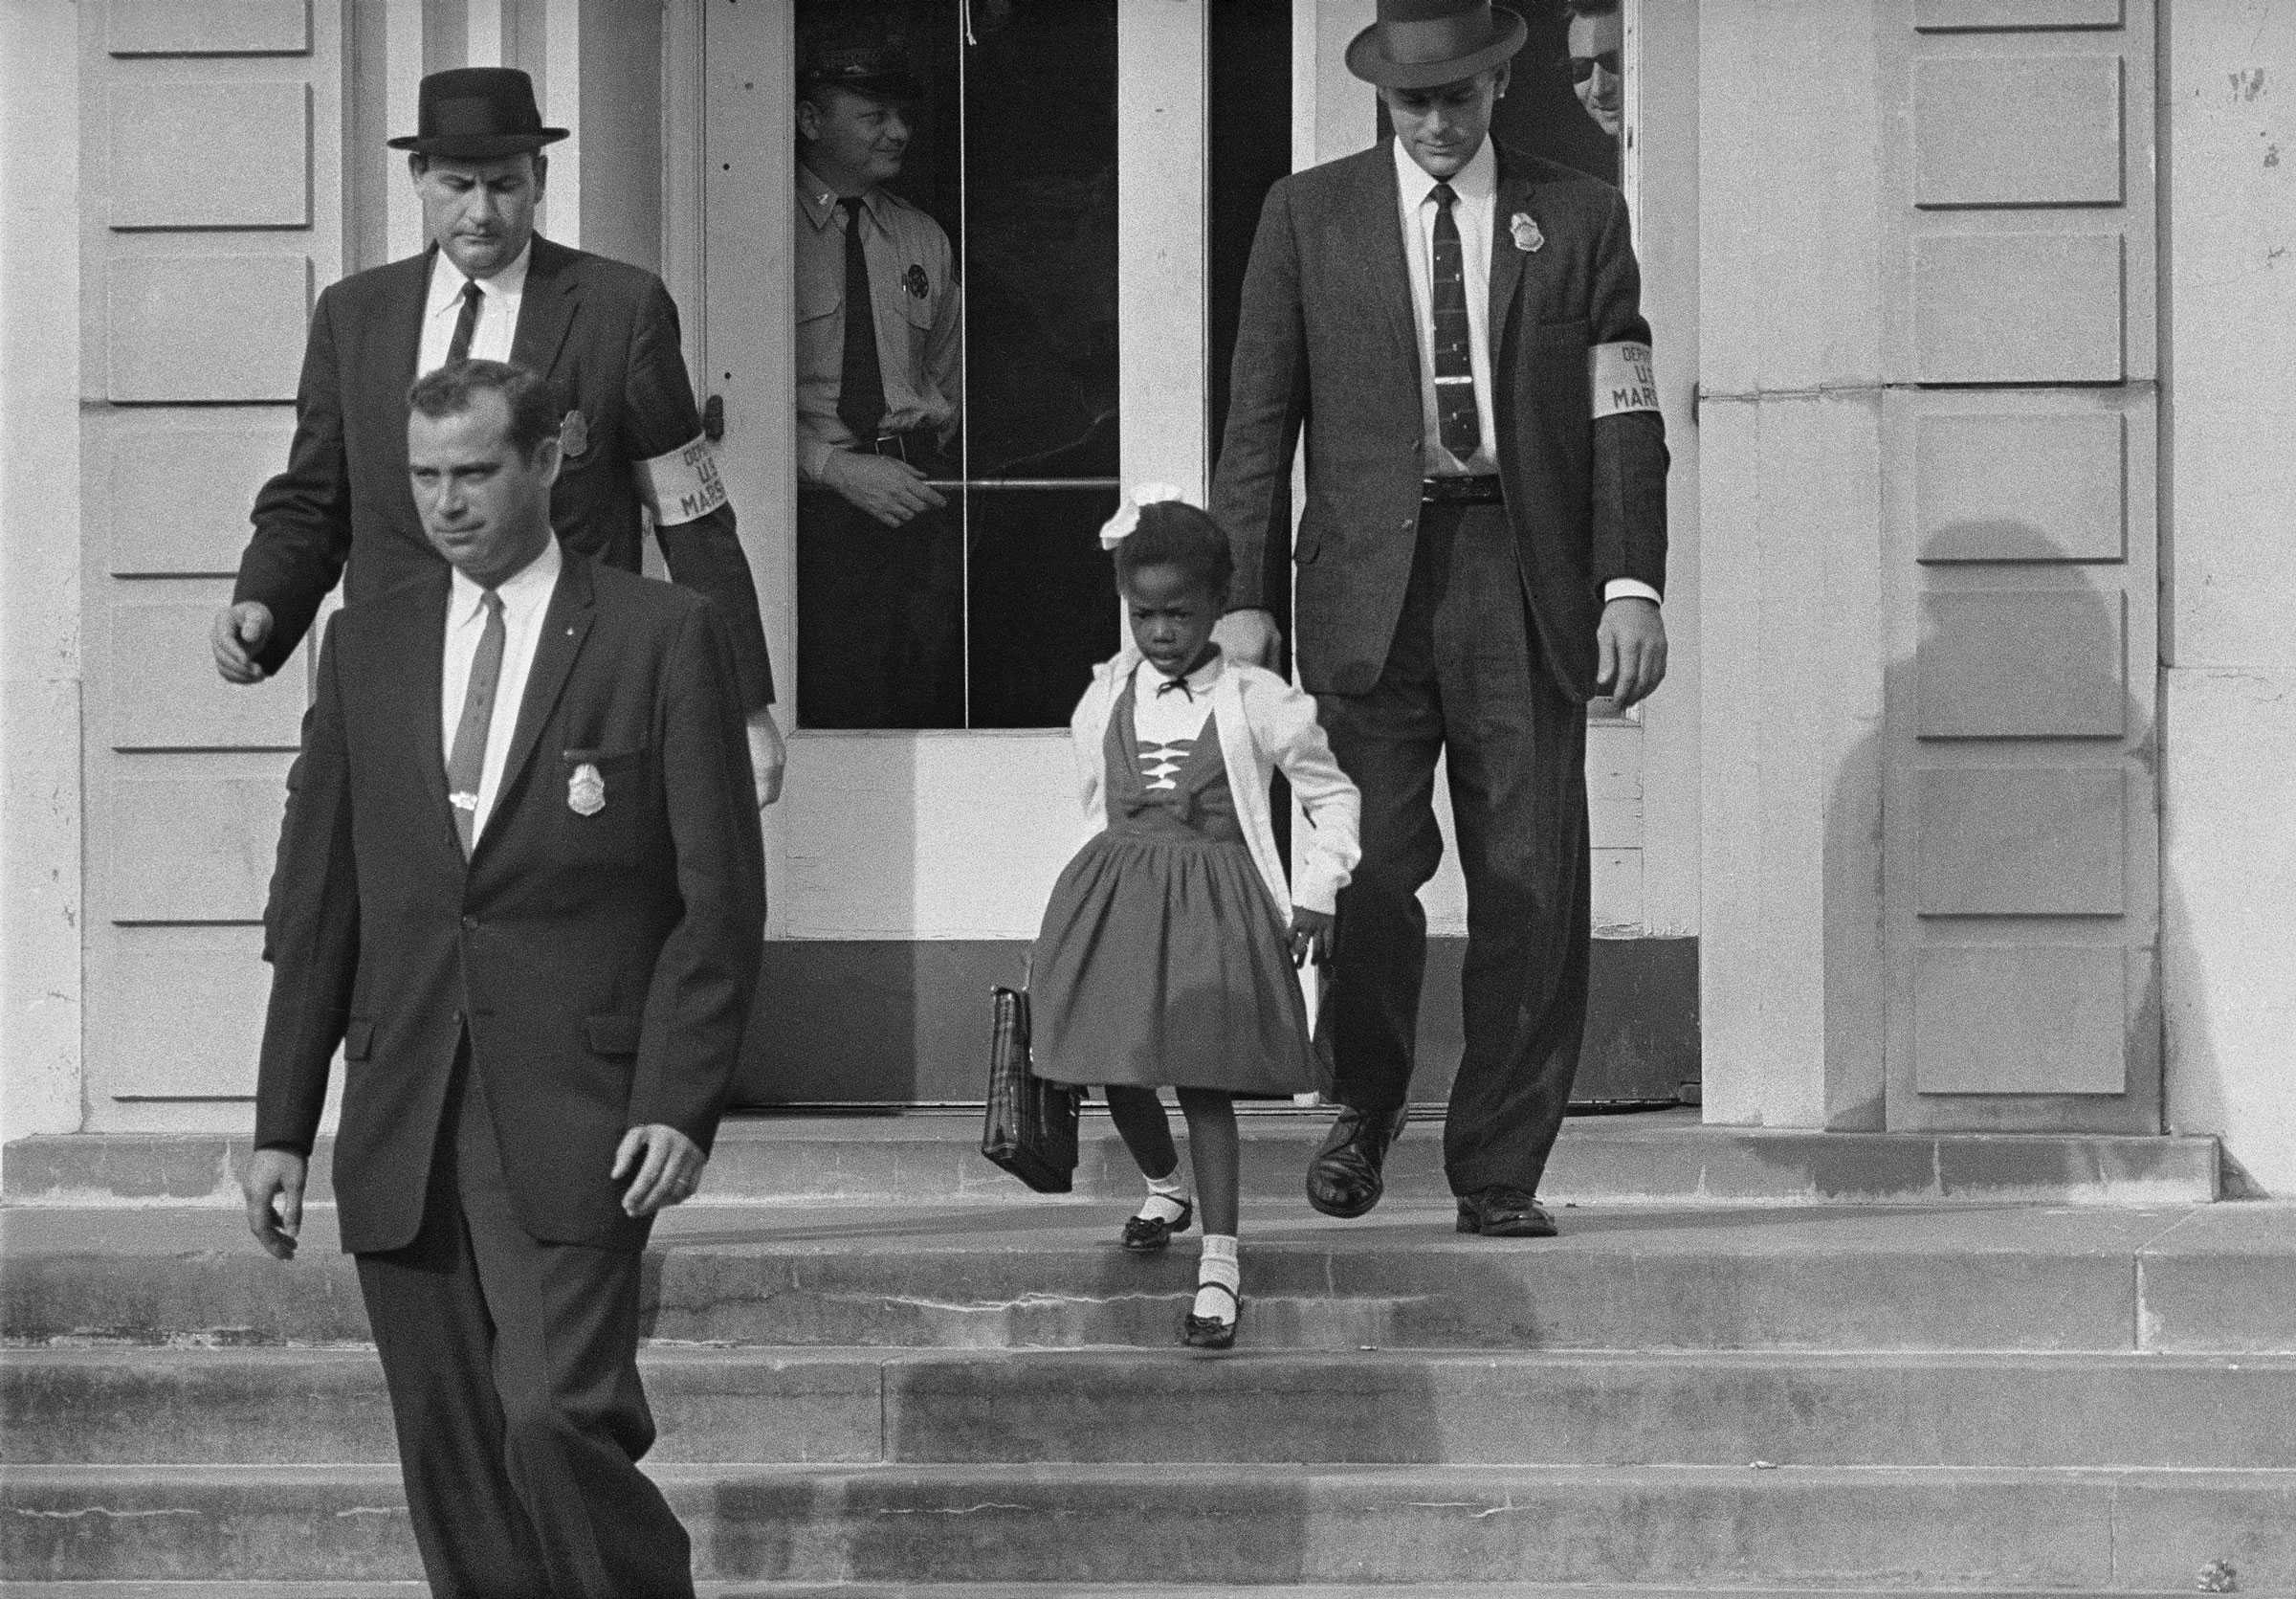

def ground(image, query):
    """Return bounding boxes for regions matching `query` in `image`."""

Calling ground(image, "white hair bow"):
[1097,482,1188,550]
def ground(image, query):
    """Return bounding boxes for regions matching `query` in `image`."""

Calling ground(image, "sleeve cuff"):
[1604,579,1662,607]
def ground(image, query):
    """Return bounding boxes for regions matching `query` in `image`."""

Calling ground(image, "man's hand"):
[1288,905,1336,967]
[211,601,276,684]
[745,707,786,809]
[1595,596,1667,710]
[1212,608,1282,670]
[612,1123,706,1218]
[242,1147,307,1260]
[821,450,945,528]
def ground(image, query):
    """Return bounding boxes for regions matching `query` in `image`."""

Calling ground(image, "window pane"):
[792,0,1117,731]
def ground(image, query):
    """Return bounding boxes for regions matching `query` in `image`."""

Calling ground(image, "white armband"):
[1590,341,1661,419]
[633,433,730,525]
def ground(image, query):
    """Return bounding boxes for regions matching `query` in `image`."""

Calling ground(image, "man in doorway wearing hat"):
[1209,0,1669,1237]
[793,37,965,728]
[211,66,786,804]
[1564,0,1626,139]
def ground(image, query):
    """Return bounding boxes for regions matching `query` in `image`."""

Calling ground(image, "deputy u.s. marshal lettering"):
[1591,340,1660,417]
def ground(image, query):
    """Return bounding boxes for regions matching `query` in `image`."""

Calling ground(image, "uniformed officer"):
[793,38,965,729]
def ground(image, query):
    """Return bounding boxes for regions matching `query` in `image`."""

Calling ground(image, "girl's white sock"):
[1137,1166,1192,1225]
[1193,1233,1240,1323]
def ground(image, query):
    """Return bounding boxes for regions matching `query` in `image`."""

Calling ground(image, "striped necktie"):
[1428,182,1480,462]
[445,590,506,857]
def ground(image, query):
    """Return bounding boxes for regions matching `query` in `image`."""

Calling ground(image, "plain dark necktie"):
[836,196,887,442]
[445,279,484,368]
[1429,182,1480,462]
[446,590,506,857]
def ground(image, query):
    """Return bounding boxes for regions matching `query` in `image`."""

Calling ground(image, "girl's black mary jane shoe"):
[1120,1197,1193,1252]
[1181,1281,1240,1350]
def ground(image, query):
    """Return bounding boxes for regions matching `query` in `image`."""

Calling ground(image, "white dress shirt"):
[1391,138,1661,609]
[1393,137,1502,477]
[442,535,562,843]
[418,242,531,376]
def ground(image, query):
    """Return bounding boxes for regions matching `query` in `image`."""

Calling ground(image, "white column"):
[1295,0,1375,169]
[1696,1,1889,1129]
[385,0,426,259]
[1116,0,1210,497]
[467,0,503,67]
[0,0,85,1136]
[2163,7,2296,1195]
[541,0,580,248]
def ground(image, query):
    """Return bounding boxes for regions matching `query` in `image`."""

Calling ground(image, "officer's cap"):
[799,40,924,104]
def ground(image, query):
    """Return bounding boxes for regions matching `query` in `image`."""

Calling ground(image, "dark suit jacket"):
[253,549,766,1255]
[234,237,775,709]
[1210,142,1668,701]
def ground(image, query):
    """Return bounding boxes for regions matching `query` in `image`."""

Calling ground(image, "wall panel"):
[1880,0,2157,1131]
[107,81,311,229]
[80,0,343,1121]
[107,0,312,56]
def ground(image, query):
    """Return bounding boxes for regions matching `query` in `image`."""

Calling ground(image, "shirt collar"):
[1392,136,1497,213]
[1140,646,1225,700]
[797,166,886,232]
[450,533,562,626]
[427,239,534,319]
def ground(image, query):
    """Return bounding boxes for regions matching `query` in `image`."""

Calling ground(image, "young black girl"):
[1028,488,1361,1348]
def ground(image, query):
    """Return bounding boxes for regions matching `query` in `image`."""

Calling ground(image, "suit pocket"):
[585,1014,642,1057]
[343,1018,374,1060]
[558,747,653,860]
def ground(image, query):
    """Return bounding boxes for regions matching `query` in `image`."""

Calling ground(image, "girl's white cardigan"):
[1068,648,1362,916]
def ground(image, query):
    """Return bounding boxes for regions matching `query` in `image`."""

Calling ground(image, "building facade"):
[2,0,2289,1193]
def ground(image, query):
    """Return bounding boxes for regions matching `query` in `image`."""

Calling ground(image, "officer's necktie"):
[836,196,887,442]
[445,590,506,858]
[445,279,484,369]
[1428,182,1480,463]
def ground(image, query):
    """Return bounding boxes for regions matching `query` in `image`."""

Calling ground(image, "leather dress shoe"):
[1120,1197,1192,1252]
[1305,1105,1409,1219]
[1181,1281,1240,1350]
[1455,1186,1557,1237]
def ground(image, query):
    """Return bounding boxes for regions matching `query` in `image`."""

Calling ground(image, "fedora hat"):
[1346,0,1528,90]
[387,68,568,159]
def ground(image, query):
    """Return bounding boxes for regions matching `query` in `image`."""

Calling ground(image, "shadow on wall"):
[1822,520,2164,1138]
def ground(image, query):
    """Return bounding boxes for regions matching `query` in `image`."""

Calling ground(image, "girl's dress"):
[1030,667,1325,1097]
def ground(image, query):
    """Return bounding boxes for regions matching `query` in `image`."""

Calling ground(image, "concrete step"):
[0,1588,2273,1599]
[0,1588,2276,1599]
[1,1112,2222,1208]
[7,1201,2291,1353]
[6,1462,2292,1588]
[6,1344,2293,1470]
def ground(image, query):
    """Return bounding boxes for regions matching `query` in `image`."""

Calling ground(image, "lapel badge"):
[904,264,931,300]
[567,762,606,817]
[559,409,588,459]
[1510,212,1544,254]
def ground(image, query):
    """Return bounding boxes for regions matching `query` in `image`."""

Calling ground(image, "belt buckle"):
[873,433,910,465]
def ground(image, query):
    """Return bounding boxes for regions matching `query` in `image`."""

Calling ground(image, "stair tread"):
[1,1586,2279,1599]
[11,1197,2286,1256]
[11,1343,2296,1368]
[16,1460,2296,1483]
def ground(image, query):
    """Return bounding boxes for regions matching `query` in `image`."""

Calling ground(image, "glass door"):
[695,0,1269,1102]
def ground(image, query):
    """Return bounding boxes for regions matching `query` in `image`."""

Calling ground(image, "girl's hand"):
[1288,906,1335,967]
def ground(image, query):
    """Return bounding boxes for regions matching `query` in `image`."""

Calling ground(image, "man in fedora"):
[211,66,785,804]
[1209,0,1669,1236]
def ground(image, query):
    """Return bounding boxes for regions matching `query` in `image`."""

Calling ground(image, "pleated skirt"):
[1029,827,1326,1097]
